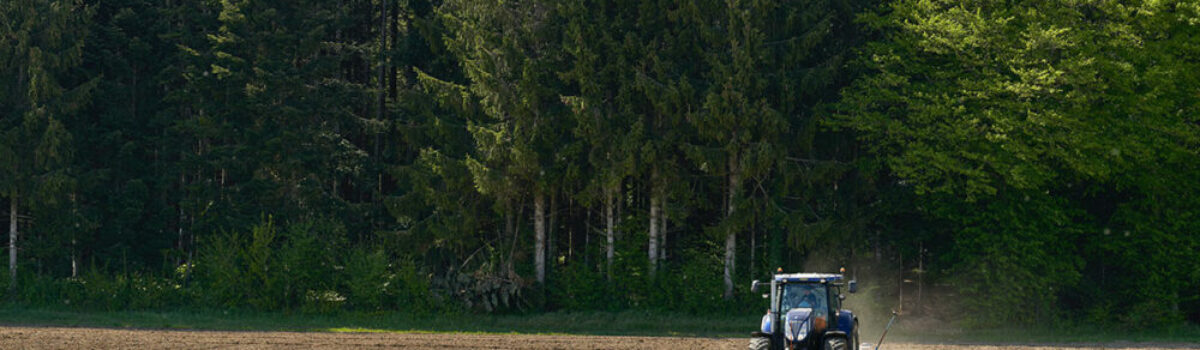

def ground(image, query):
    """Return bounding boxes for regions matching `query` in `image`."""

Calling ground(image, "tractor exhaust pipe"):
[873,310,899,350]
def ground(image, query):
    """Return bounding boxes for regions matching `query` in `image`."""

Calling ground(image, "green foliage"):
[6,269,185,311]
[194,217,434,313]
[652,245,728,314]
[1078,192,1200,327]
[196,227,246,308]
[931,192,1084,326]
[0,0,1196,330]
[834,0,1200,326]
[547,262,607,311]
[344,248,390,311]
[0,0,94,289]
[836,0,1200,198]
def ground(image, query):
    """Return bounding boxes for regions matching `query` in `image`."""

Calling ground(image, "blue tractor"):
[749,271,859,350]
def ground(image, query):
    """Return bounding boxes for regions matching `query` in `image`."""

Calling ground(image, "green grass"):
[0,306,755,337]
[1,305,1198,344]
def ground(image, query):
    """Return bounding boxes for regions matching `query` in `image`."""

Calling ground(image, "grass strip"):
[0,306,754,338]
[1,306,1198,344]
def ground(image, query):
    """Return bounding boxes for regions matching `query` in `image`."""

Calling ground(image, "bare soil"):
[0,327,1195,349]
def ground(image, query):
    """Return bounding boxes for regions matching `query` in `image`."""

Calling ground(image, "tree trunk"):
[70,193,78,278]
[660,196,667,263]
[534,191,546,284]
[378,0,387,125]
[9,195,18,291]
[605,185,615,280]
[568,197,574,261]
[648,189,659,278]
[724,154,739,300]
[724,222,736,299]
[71,238,77,278]
[549,192,557,270]
[506,199,521,276]
[750,219,756,281]
[585,205,591,267]
[615,186,623,240]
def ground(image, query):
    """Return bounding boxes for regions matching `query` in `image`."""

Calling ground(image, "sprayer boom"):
[873,310,899,350]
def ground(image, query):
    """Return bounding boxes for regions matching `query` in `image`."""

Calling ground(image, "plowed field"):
[0,327,1194,349]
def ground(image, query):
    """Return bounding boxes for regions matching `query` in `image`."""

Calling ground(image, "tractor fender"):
[760,313,773,334]
[823,330,848,343]
[836,310,855,335]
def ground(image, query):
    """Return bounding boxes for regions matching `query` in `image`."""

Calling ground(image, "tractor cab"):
[750,271,859,350]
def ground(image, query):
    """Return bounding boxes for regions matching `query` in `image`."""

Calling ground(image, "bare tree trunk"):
[750,220,756,281]
[723,219,736,299]
[724,154,739,300]
[71,193,78,278]
[505,199,518,275]
[898,250,904,314]
[9,195,18,290]
[378,0,387,125]
[186,228,195,287]
[177,174,185,267]
[605,185,615,280]
[549,192,557,270]
[615,186,623,240]
[648,188,659,278]
[874,230,881,263]
[568,197,574,261]
[534,191,546,284]
[71,238,77,278]
[660,195,667,263]
[585,206,591,267]
[917,242,924,315]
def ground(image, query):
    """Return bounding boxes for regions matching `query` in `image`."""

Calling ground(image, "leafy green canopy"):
[838,0,1200,198]
[836,0,1200,325]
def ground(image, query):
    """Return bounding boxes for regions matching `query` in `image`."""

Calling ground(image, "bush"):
[389,258,434,314]
[277,220,340,311]
[547,261,606,310]
[192,217,438,314]
[343,248,389,310]
[937,193,1084,327]
[649,245,727,314]
[196,227,250,308]
[10,269,184,311]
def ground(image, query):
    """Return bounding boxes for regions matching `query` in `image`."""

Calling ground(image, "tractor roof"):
[773,273,843,283]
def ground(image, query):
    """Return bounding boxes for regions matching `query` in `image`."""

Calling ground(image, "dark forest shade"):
[0,0,1196,327]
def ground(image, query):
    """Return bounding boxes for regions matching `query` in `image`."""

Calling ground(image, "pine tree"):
[558,0,640,280]
[0,0,93,290]
[436,0,571,284]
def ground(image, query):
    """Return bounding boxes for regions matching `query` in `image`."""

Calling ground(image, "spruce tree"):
[0,0,93,290]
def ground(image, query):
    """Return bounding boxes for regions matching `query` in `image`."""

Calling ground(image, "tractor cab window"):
[780,283,827,314]
[830,285,841,311]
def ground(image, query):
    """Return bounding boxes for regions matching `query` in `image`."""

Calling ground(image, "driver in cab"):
[782,284,818,311]
[781,284,828,332]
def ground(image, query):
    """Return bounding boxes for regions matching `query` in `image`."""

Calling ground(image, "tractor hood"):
[784,308,813,342]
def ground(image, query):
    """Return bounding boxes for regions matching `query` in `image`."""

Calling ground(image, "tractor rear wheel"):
[824,336,848,350]
[852,321,860,350]
[748,336,770,350]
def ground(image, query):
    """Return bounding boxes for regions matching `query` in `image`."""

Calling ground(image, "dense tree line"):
[1,0,1196,327]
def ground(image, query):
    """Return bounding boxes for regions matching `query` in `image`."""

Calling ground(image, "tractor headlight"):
[784,318,809,341]
[795,321,809,341]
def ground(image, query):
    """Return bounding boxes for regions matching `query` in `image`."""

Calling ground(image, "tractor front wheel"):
[824,336,847,350]
[748,336,770,350]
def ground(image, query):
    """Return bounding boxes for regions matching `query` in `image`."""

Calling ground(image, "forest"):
[2,0,1198,328]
